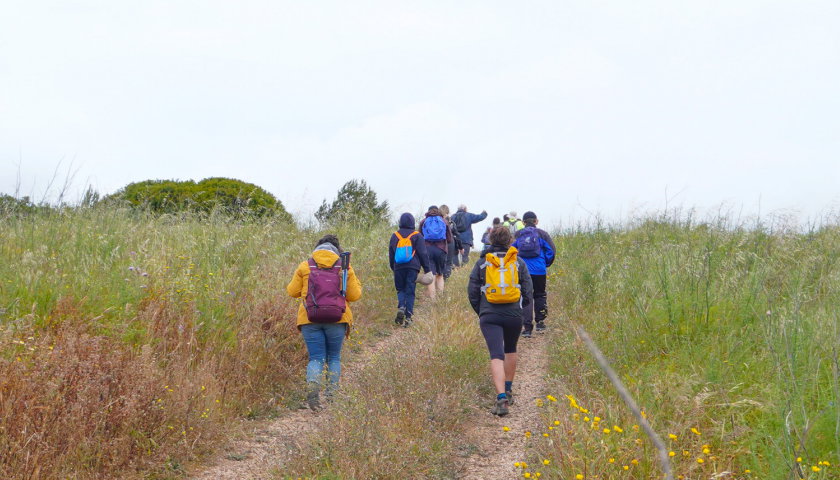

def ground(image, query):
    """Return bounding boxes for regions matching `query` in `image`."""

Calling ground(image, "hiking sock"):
[505,381,513,392]
[497,393,507,400]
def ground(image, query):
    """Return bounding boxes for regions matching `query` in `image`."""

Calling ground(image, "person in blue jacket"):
[388,212,431,326]
[451,205,487,265]
[512,211,556,337]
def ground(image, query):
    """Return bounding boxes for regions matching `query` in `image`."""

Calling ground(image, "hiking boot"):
[306,384,322,412]
[521,330,532,339]
[491,396,510,416]
[505,390,514,406]
[402,316,414,328]
[394,307,406,326]
[535,322,546,334]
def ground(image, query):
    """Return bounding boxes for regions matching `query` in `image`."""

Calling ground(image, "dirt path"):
[459,332,550,480]
[189,324,408,480]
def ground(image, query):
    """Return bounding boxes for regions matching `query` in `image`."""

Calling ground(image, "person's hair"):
[458,204,467,212]
[427,206,441,217]
[523,217,537,227]
[492,217,501,226]
[439,204,450,216]
[489,226,512,247]
[503,214,510,221]
[315,234,341,252]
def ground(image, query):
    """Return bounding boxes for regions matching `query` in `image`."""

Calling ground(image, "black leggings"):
[479,313,523,360]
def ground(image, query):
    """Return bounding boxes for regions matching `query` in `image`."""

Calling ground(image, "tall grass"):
[0,207,394,479]
[533,215,840,478]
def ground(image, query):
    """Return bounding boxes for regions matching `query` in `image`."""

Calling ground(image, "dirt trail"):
[459,332,550,480]
[189,325,407,480]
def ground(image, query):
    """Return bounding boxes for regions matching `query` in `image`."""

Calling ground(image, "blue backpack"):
[422,216,447,241]
[516,227,542,258]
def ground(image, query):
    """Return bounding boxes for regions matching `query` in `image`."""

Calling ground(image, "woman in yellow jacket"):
[287,234,362,411]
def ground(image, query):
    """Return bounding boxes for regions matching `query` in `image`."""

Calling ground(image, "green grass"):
[0,207,396,479]
[534,217,840,478]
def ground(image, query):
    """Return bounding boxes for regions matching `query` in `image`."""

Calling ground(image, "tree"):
[103,177,291,219]
[315,179,390,226]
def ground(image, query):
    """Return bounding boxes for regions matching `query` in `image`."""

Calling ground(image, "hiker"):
[286,234,362,411]
[512,211,556,337]
[451,205,488,265]
[503,211,525,233]
[418,205,452,298]
[468,226,533,416]
[480,217,502,251]
[439,204,460,275]
[388,212,432,327]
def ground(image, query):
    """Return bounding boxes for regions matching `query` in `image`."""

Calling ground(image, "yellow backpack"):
[481,247,521,304]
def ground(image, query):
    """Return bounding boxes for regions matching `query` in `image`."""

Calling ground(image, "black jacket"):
[389,213,431,273]
[467,245,533,317]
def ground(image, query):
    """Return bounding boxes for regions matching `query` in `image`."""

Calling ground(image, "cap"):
[523,211,537,221]
[509,210,517,218]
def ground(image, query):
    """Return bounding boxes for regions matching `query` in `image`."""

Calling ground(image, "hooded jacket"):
[286,244,362,329]
[467,245,534,318]
[388,213,431,272]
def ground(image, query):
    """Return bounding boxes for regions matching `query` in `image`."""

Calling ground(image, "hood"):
[399,212,416,230]
[312,244,341,268]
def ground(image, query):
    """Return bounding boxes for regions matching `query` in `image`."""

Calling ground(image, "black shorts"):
[479,312,523,360]
[427,246,447,276]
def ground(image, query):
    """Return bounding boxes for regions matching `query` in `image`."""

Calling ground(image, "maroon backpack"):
[304,258,346,323]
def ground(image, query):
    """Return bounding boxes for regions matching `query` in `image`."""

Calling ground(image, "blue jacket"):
[452,210,488,246]
[512,226,555,275]
[389,213,431,273]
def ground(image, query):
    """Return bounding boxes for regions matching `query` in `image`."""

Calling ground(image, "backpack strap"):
[308,258,341,270]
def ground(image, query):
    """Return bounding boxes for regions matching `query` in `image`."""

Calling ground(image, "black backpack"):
[452,212,470,233]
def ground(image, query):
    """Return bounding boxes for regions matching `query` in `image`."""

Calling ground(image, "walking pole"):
[339,251,351,297]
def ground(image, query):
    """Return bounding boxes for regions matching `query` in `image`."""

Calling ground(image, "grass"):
[0,207,395,479]
[527,216,840,478]
[4,206,840,479]
[279,272,490,480]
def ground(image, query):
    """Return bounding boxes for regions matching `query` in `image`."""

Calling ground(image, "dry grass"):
[0,209,394,479]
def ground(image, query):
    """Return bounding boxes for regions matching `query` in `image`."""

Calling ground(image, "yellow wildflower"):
[691,427,701,435]
[669,451,676,457]
[543,459,550,465]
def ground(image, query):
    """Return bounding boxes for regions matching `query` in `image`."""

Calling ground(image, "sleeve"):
[467,261,483,314]
[286,262,305,298]
[446,222,453,243]
[345,266,363,302]
[388,234,396,271]
[415,233,431,273]
[518,259,533,307]
[470,211,488,224]
[541,230,556,268]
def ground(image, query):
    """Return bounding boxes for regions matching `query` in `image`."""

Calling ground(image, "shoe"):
[403,317,414,328]
[535,322,546,334]
[491,396,509,416]
[306,384,322,412]
[521,330,532,339]
[505,390,514,406]
[395,308,406,326]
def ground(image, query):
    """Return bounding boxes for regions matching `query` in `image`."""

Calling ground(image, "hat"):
[428,205,439,211]
[523,211,537,221]
[509,210,517,218]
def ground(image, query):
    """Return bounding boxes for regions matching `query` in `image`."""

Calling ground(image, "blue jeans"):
[393,268,419,318]
[300,323,347,389]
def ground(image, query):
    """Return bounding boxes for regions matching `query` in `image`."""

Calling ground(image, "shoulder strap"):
[308,257,341,270]
[395,231,405,240]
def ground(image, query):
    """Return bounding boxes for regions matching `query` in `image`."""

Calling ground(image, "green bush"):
[103,177,290,219]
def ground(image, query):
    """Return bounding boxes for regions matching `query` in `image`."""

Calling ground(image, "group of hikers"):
[286,205,555,416]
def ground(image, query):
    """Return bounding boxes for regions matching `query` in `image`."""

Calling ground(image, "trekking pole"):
[339,251,351,297]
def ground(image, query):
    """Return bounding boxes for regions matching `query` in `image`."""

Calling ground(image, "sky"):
[2,0,839,232]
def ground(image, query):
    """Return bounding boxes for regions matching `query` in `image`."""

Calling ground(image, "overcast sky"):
[2,0,839,231]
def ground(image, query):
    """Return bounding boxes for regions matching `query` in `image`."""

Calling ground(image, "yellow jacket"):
[286,248,362,329]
